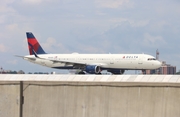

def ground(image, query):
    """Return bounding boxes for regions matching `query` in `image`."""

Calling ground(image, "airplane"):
[17,32,162,74]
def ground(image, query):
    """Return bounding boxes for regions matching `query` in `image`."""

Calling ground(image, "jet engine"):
[108,69,125,74]
[85,65,101,74]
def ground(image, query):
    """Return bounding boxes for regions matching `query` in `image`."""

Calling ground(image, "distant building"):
[145,50,176,75]
[145,61,176,74]
[159,61,176,74]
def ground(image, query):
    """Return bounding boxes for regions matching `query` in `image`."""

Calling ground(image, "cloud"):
[21,0,43,5]
[5,23,19,31]
[131,20,150,27]
[42,37,70,53]
[78,45,105,53]
[95,0,131,9]
[21,0,57,5]
[0,15,6,24]
[0,0,180,72]
[42,37,56,50]
[7,59,17,65]
[0,44,8,52]
[142,33,166,47]
[0,0,16,24]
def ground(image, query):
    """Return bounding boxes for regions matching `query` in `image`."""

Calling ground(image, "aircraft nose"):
[157,61,162,68]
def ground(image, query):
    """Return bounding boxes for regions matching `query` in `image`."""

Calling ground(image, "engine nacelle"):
[108,69,125,74]
[85,65,101,74]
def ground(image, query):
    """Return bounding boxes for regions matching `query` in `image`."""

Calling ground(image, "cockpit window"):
[148,58,156,60]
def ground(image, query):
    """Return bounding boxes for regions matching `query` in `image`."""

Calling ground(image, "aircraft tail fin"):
[26,32,46,55]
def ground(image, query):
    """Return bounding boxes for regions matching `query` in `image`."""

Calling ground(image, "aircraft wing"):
[22,55,107,68]
[45,58,108,69]
[49,58,86,65]
[37,57,106,66]
[16,55,86,65]
[16,54,84,65]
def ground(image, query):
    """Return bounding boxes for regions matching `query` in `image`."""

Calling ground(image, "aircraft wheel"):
[78,71,85,74]
[96,72,102,75]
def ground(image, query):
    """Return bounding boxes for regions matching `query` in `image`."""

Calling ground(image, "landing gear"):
[142,70,146,74]
[96,72,102,75]
[78,71,85,74]
[107,69,125,75]
[77,71,102,75]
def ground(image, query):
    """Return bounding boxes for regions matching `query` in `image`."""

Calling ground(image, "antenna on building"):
[156,49,159,60]
[156,49,160,74]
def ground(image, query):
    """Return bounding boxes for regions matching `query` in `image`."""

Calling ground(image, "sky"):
[0,0,180,74]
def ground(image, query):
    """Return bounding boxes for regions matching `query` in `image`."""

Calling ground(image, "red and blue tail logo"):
[26,32,46,55]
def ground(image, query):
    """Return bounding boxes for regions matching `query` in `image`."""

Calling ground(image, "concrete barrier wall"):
[1,75,180,117]
[22,82,180,117]
[0,83,19,117]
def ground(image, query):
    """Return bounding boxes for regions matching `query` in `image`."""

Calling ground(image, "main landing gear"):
[77,71,102,75]
[78,71,85,74]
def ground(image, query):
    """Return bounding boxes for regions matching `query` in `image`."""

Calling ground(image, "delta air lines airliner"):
[17,32,162,74]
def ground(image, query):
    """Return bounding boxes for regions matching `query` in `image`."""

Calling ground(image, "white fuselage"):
[24,53,161,70]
